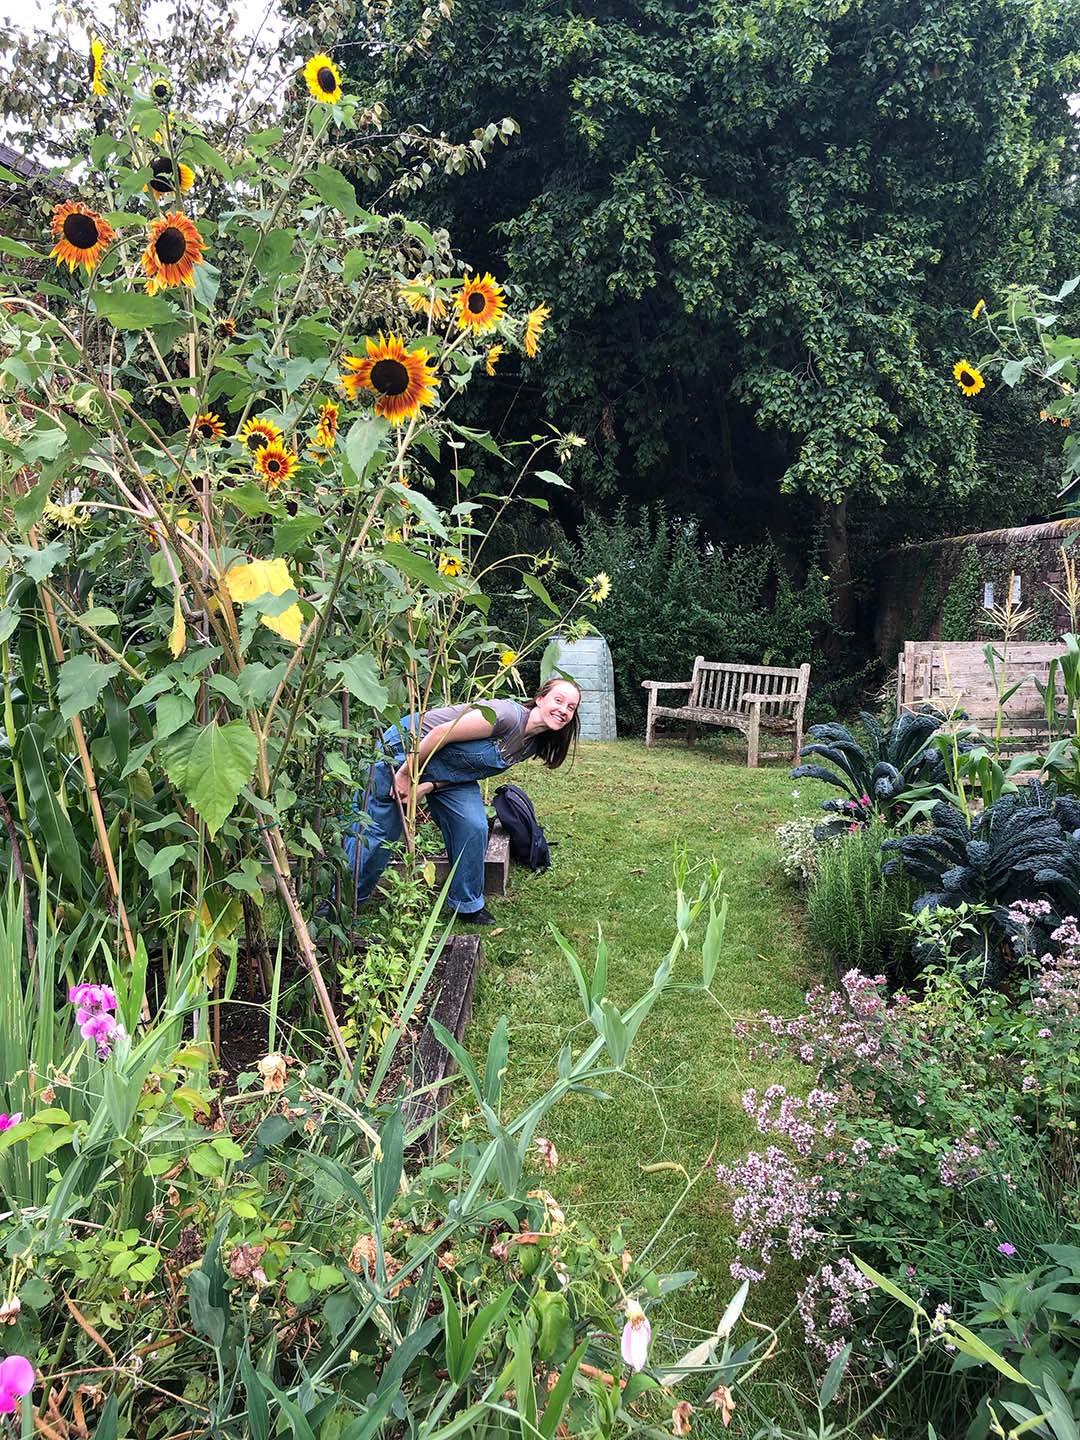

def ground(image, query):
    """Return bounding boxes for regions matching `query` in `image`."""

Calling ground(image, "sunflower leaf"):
[344,417,389,481]
[181,720,259,838]
[93,290,180,330]
[306,164,358,219]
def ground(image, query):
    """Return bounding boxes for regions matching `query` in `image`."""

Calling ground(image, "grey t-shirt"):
[420,700,537,764]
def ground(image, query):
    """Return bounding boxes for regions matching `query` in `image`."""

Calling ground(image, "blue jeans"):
[345,722,511,915]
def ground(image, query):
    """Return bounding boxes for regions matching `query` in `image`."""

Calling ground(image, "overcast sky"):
[1,0,281,43]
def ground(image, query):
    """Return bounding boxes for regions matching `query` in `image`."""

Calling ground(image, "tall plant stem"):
[0,791,35,971]
[36,584,137,967]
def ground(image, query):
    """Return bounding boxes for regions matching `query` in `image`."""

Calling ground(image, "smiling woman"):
[346,679,582,924]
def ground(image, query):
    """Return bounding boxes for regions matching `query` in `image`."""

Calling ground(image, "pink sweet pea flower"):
[0,1354,34,1413]
[0,1115,22,1133]
[620,1299,651,1372]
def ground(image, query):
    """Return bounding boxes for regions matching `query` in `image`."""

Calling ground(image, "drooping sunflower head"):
[338,332,440,425]
[146,157,195,196]
[88,36,106,98]
[523,302,551,358]
[485,344,503,376]
[401,278,447,323]
[586,571,612,605]
[150,76,172,104]
[238,417,283,453]
[215,316,237,339]
[314,399,340,449]
[953,359,985,397]
[438,554,463,577]
[455,273,505,333]
[43,496,90,532]
[303,53,342,104]
[971,299,986,321]
[142,212,205,295]
[49,200,116,274]
[255,443,299,490]
[193,411,225,442]
[499,649,518,668]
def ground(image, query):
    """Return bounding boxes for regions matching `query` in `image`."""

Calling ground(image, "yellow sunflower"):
[953,360,985,397]
[238,417,283,453]
[499,649,518,667]
[339,332,439,425]
[142,212,206,295]
[49,200,115,274]
[455,273,505,333]
[254,443,299,489]
[146,157,195,196]
[150,76,172,104]
[216,316,237,339]
[587,571,612,605]
[524,302,551,358]
[303,53,342,104]
[972,299,986,320]
[485,344,503,376]
[89,36,106,98]
[193,411,225,442]
[401,279,447,323]
[438,554,463,577]
[314,399,339,449]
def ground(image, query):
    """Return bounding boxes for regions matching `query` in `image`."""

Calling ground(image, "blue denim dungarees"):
[345,711,522,915]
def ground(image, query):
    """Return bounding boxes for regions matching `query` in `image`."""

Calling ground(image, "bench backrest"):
[689,658,810,716]
[898,640,1065,737]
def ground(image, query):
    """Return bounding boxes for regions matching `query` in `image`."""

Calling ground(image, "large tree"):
[361,0,1079,638]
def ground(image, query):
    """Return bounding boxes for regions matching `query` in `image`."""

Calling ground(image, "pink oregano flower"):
[621,1299,651,1371]
[0,1354,34,1413]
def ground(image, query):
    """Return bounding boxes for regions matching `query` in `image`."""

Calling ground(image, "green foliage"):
[805,821,914,976]
[940,544,984,642]
[567,505,830,731]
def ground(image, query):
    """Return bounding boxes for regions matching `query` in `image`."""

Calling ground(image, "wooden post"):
[747,702,761,768]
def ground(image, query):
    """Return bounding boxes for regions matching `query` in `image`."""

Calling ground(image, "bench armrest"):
[641,680,693,691]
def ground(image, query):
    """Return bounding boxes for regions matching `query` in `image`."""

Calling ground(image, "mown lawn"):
[464,736,823,1350]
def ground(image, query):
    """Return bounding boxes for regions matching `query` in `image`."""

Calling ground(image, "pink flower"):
[621,1300,651,1372]
[0,1115,21,1133]
[0,1354,34,1413]
[997,1242,1017,1257]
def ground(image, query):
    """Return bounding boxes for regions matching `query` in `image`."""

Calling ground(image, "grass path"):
[464,738,822,1342]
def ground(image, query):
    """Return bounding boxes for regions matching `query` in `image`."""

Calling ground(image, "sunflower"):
[304,53,342,104]
[485,344,503,376]
[43,497,90,531]
[972,299,986,320]
[314,399,339,449]
[193,411,225,442]
[438,554,463,577]
[586,571,612,605]
[146,157,195,195]
[254,443,299,489]
[455,273,505,333]
[49,200,116,274]
[499,649,518,668]
[953,360,985,397]
[238,417,283,453]
[215,316,237,339]
[339,332,439,425]
[523,303,551,358]
[150,76,172,103]
[142,212,206,295]
[89,36,106,98]
[401,279,447,323]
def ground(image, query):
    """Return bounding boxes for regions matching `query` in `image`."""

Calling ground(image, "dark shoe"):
[458,906,496,926]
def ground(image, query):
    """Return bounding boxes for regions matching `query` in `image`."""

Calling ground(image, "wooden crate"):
[898,640,1066,740]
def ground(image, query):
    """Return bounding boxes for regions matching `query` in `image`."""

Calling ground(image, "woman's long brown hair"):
[524,677,582,769]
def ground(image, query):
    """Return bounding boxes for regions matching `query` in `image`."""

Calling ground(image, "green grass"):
[463,737,823,1342]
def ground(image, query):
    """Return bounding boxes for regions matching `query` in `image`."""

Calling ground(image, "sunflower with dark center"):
[953,360,985,397]
[255,443,298,489]
[339,332,439,425]
[314,400,339,449]
[146,157,195,196]
[89,37,106,97]
[304,53,342,104]
[142,212,206,295]
[194,412,225,442]
[455,273,505,334]
[238,418,283,453]
[215,316,237,339]
[49,200,116,274]
[150,77,172,103]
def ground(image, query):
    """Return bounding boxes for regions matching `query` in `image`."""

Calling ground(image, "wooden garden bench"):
[642,657,812,767]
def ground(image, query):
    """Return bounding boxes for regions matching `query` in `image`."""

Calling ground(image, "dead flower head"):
[257,1053,288,1093]
[533,1137,559,1172]
[672,1401,694,1436]
[707,1386,736,1427]
[0,1297,20,1324]
[528,1188,565,1228]
[228,1243,269,1286]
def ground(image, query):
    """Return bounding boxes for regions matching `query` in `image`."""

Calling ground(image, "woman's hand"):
[392,765,412,806]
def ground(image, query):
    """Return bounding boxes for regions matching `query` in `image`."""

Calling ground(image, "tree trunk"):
[820,496,855,659]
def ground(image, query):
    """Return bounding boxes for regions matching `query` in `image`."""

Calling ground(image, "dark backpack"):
[492,783,551,871]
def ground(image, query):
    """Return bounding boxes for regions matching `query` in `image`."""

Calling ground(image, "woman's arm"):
[392,709,497,801]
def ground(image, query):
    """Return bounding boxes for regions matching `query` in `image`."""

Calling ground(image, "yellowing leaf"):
[222,557,304,646]
[169,588,186,658]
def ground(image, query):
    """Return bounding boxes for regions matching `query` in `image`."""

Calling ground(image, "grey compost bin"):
[549,634,617,740]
